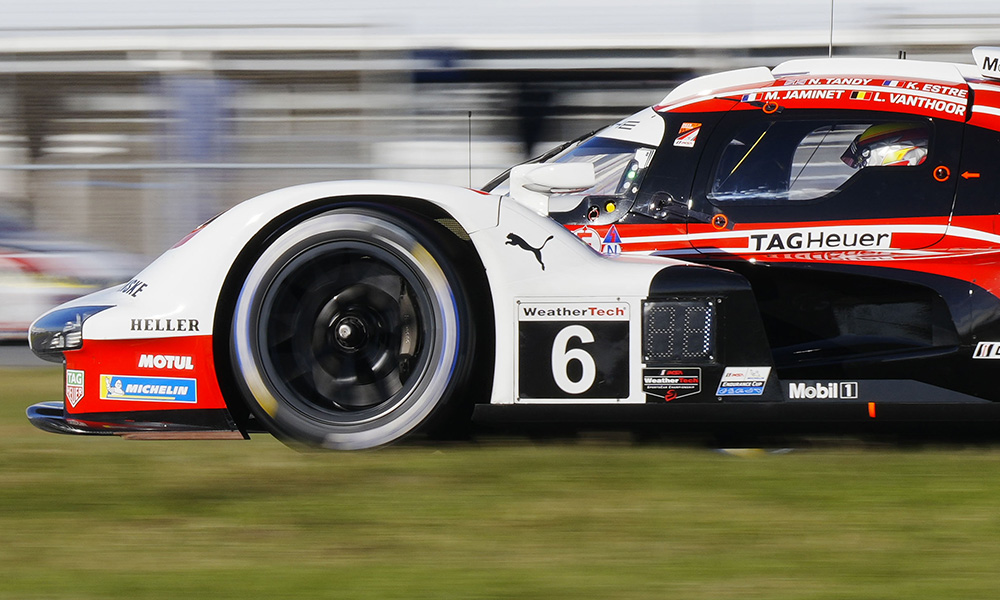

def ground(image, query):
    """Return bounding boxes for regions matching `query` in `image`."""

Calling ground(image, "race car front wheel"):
[231,208,473,449]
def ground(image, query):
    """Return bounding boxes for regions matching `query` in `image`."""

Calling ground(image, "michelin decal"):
[100,375,197,403]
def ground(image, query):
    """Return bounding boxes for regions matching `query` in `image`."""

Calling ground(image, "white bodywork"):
[63,177,682,407]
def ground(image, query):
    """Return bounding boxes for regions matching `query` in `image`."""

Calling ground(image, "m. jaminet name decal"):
[748,229,891,252]
[130,318,200,332]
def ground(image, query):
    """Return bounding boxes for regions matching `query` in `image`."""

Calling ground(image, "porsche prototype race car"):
[27,47,1000,449]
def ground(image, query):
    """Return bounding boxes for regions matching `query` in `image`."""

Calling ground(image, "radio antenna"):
[468,111,473,188]
[828,0,834,57]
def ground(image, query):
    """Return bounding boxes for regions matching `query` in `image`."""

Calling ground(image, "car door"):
[615,112,723,255]
[685,109,962,259]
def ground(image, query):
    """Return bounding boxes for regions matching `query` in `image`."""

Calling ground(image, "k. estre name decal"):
[747,229,892,252]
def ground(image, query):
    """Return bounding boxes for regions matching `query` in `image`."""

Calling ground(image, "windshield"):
[484,135,656,214]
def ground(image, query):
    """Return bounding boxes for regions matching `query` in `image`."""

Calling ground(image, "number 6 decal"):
[552,325,596,394]
[517,301,629,400]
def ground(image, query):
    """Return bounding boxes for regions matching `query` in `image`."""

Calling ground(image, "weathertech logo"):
[973,342,1000,359]
[788,382,859,399]
[518,302,630,321]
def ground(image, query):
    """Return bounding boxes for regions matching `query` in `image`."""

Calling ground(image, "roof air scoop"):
[973,47,1000,80]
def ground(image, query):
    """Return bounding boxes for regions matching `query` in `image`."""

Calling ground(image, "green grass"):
[3,367,1000,598]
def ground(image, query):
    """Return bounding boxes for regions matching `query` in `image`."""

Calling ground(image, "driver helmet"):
[841,123,928,169]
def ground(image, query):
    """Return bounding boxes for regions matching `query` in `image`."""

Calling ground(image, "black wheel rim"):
[257,241,432,423]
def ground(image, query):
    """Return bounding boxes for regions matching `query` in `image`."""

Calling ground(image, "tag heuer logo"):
[66,369,85,407]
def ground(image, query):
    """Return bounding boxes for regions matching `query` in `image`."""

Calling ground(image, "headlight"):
[28,305,113,362]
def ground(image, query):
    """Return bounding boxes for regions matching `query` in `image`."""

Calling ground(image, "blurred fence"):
[1,0,999,256]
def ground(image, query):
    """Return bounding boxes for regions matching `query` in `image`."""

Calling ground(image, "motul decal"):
[138,354,194,370]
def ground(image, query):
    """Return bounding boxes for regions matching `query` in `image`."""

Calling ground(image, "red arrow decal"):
[963,171,981,179]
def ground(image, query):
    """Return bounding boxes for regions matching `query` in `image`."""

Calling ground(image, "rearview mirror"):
[509,163,596,215]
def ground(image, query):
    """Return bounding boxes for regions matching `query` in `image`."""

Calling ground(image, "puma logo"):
[506,233,553,270]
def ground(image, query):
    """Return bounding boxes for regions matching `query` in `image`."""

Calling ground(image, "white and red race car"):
[28,47,1000,449]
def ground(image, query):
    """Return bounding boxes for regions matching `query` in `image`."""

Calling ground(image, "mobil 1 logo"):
[517,301,630,400]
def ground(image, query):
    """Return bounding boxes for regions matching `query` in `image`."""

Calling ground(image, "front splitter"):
[26,402,248,440]
[27,402,115,435]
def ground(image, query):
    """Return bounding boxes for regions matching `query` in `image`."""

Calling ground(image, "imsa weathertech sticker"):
[66,369,85,407]
[100,374,197,403]
[643,367,701,402]
[517,301,630,400]
[716,366,771,396]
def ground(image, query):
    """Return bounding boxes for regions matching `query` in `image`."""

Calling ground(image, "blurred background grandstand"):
[0,0,997,261]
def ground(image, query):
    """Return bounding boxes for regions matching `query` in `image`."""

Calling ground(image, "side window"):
[709,119,930,204]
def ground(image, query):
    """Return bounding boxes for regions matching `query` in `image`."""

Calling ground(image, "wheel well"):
[211,195,495,433]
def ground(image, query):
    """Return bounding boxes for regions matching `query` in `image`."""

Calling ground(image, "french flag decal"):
[741,92,759,102]
[882,80,902,87]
